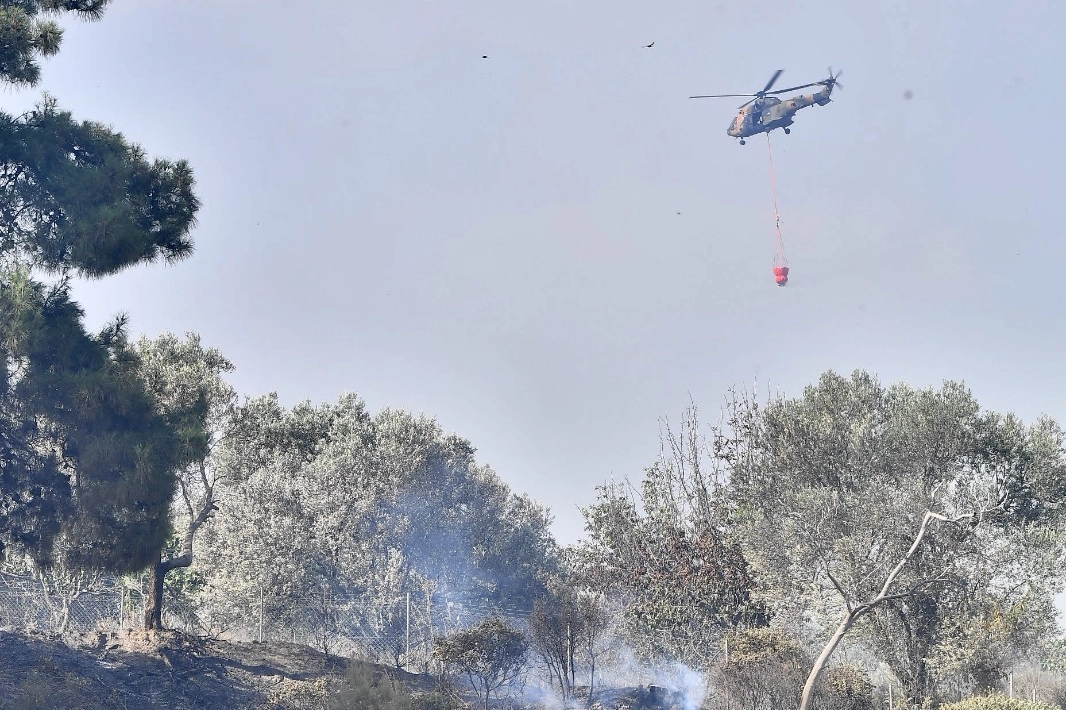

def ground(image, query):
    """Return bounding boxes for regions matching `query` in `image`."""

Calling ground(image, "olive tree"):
[713,371,1066,709]
[133,333,237,630]
[194,395,559,650]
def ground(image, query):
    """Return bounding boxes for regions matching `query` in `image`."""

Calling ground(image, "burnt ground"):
[0,629,687,709]
[0,629,433,710]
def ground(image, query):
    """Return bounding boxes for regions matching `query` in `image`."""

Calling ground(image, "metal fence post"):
[259,586,264,643]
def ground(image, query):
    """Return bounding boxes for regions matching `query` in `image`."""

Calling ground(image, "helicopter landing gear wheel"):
[783,128,790,134]
[739,139,746,145]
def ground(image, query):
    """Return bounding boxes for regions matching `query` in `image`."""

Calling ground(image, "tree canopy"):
[0,0,201,573]
[192,393,560,642]
[579,370,1066,706]
[0,2,109,89]
[575,407,768,669]
[714,371,1066,706]
[132,332,237,629]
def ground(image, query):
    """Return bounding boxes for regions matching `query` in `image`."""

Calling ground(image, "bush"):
[1047,680,1066,710]
[265,677,329,710]
[411,692,466,710]
[328,663,414,710]
[940,695,1059,710]
[434,617,529,710]
[713,628,812,710]
[817,664,875,710]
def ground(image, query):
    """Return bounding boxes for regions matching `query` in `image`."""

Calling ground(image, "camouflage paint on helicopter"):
[693,68,842,144]
[690,69,843,286]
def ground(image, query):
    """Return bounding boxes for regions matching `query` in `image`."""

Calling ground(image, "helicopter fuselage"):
[728,84,833,140]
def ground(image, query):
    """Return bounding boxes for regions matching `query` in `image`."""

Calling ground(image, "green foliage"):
[713,370,1066,704]
[133,333,238,628]
[818,665,876,710]
[434,617,528,709]
[574,404,770,669]
[576,477,767,667]
[0,1,109,87]
[925,590,1060,695]
[709,629,875,710]
[0,97,199,277]
[194,396,559,640]
[1042,639,1066,674]
[0,0,200,577]
[0,275,181,571]
[724,627,807,663]
[939,695,1058,710]
[135,332,236,469]
[713,627,812,710]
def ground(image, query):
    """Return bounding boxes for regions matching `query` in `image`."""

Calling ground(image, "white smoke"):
[667,661,708,710]
[517,643,709,710]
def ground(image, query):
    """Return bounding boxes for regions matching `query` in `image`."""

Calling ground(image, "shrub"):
[265,677,329,710]
[713,628,812,710]
[411,692,466,710]
[328,663,413,710]
[434,617,529,710]
[940,695,1059,710]
[817,664,875,710]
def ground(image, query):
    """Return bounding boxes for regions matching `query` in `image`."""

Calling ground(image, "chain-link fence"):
[0,585,126,634]
[167,588,532,672]
[0,578,530,672]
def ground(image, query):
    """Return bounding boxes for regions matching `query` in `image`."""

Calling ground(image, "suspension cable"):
[767,133,789,285]
[767,133,781,230]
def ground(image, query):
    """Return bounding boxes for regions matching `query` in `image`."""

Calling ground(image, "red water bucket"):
[773,265,789,286]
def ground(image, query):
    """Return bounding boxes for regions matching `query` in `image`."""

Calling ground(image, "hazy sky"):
[8,0,1065,550]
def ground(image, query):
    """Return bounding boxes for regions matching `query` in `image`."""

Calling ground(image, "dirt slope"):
[0,629,678,709]
[0,629,362,709]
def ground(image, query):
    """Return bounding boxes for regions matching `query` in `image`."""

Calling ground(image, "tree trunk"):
[798,510,972,710]
[142,464,216,631]
[588,655,596,709]
[798,609,860,710]
[145,557,166,630]
[143,550,193,630]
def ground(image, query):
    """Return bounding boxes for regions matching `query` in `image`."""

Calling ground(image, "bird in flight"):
[644,41,654,48]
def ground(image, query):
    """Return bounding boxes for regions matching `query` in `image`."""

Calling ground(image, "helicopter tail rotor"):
[823,66,843,92]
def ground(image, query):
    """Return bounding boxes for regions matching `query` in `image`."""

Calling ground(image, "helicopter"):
[690,68,842,144]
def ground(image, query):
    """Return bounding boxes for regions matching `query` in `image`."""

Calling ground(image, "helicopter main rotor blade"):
[689,93,756,99]
[761,69,784,94]
[766,81,823,94]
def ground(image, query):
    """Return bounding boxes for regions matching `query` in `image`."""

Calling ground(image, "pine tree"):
[0,1,201,573]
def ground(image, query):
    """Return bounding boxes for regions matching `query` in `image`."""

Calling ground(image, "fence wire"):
[0,586,123,634]
[0,580,530,671]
